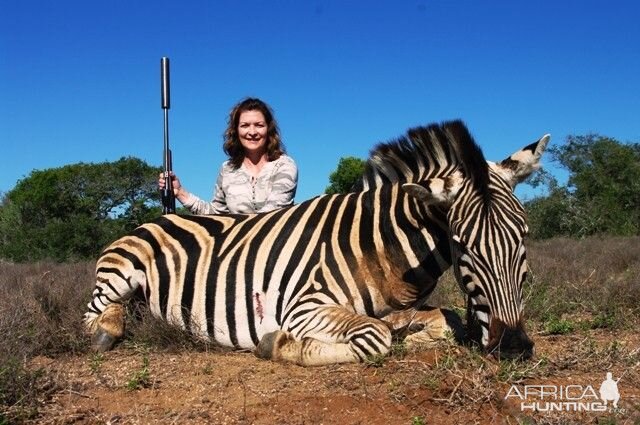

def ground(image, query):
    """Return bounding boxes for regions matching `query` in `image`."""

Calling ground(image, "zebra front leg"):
[383,307,465,349]
[255,306,392,366]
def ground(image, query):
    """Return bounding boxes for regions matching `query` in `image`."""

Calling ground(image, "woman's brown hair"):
[223,98,286,169]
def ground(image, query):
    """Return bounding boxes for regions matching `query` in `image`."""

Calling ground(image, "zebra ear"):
[402,172,463,205]
[495,134,550,188]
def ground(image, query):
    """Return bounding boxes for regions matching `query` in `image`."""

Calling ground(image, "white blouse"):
[181,155,298,215]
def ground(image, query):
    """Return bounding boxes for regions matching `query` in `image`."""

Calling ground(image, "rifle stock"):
[161,57,176,214]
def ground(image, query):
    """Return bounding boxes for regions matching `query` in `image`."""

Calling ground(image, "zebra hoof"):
[91,327,119,352]
[90,303,125,352]
[403,308,465,349]
[255,330,289,361]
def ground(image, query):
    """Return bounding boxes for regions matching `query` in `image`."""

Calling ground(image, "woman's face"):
[237,110,268,156]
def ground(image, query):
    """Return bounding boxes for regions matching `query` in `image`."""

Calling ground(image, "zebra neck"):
[359,184,452,296]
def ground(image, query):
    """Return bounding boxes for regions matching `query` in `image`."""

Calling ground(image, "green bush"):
[0,157,162,262]
[526,134,640,238]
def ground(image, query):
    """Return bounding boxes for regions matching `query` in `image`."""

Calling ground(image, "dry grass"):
[0,261,92,422]
[1,236,639,423]
[0,261,93,359]
[0,261,227,423]
[429,236,640,332]
[122,303,230,354]
[525,236,640,331]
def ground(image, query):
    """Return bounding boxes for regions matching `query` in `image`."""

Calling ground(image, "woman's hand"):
[158,171,184,196]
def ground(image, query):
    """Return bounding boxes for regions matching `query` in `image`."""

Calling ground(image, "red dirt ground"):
[28,330,640,424]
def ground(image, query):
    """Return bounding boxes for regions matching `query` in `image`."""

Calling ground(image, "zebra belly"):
[204,287,281,350]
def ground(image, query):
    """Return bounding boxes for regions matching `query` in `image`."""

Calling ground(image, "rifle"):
[160,57,176,214]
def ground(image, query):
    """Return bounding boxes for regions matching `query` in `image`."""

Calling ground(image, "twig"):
[433,377,464,403]
[63,389,94,399]
[388,359,430,368]
[169,410,183,425]
[238,371,248,421]
[570,268,596,290]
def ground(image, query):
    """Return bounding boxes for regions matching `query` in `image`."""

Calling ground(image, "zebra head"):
[403,129,550,360]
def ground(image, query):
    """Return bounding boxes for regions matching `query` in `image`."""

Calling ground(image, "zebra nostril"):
[499,335,534,361]
[487,318,534,361]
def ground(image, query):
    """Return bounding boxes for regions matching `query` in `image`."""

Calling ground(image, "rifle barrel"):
[160,57,176,214]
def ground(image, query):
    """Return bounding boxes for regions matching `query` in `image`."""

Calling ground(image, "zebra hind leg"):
[89,303,126,352]
[255,306,393,366]
[84,256,145,352]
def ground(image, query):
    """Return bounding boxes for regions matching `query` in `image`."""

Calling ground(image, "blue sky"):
[2,1,639,204]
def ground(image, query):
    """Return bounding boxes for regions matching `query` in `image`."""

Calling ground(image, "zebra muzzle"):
[486,317,534,361]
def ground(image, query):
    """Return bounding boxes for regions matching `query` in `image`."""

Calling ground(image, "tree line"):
[0,157,162,262]
[1,134,638,262]
[524,134,639,238]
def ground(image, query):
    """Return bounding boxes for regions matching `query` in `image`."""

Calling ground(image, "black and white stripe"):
[85,120,549,363]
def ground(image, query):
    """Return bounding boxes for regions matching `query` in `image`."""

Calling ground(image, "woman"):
[159,97,298,214]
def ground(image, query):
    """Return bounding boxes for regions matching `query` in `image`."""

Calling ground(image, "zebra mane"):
[360,120,490,199]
